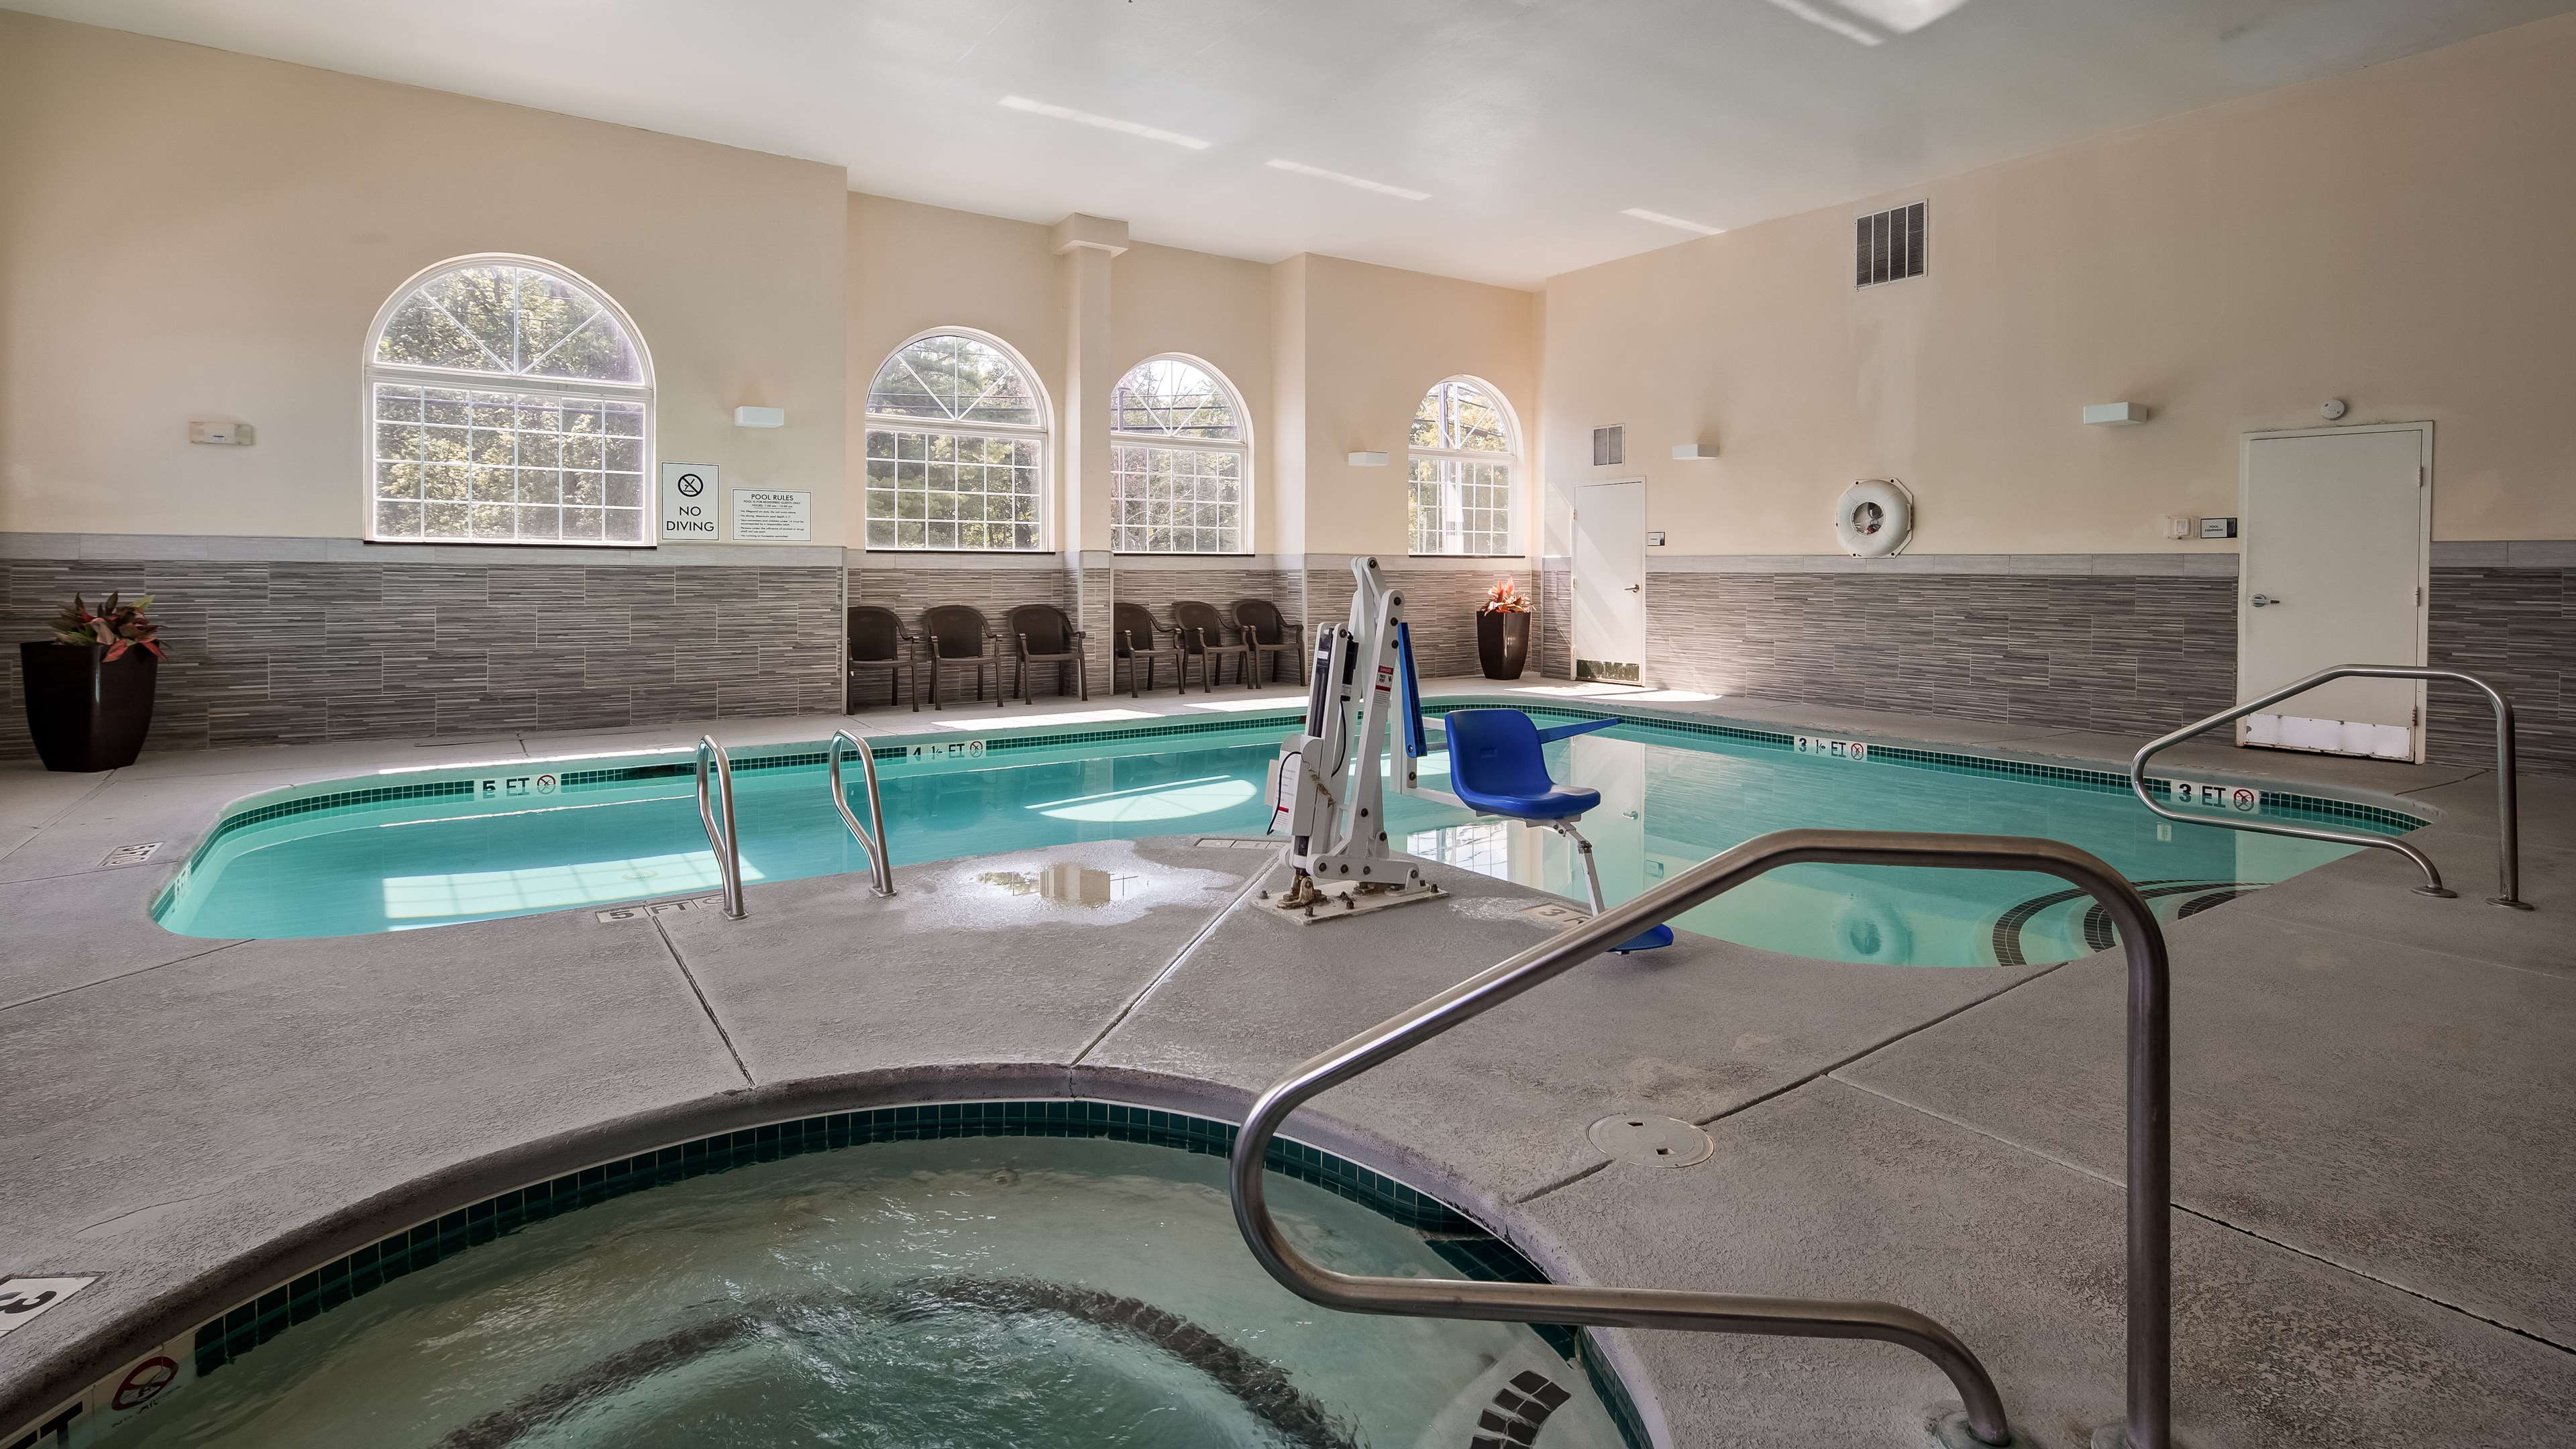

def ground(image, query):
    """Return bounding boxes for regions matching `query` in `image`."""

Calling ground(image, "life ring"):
[1834,478,1913,557]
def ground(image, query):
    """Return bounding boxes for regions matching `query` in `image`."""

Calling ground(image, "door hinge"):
[2416,586,2423,606]
[2418,466,2426,487]
[2413,706,2421,727]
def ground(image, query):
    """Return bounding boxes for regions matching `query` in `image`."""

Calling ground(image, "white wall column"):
[1053,213,1128,682]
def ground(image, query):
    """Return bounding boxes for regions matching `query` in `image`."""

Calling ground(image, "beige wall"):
[1112,241,1278,550]
[845,192,1067,539]
[1295,256,1542,558]
[844,197,1539,562]
[1539,10,2576,557]
[0,11,849,543]
[0,13,1546,564]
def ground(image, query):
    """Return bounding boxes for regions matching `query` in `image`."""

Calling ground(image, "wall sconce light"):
[1346,451,1390,467]
[2081,402,2147,426]
[734,406,787,428]
[1670,443,1719,460]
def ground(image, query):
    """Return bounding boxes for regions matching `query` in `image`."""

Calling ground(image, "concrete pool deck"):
[1,678,2570,1446]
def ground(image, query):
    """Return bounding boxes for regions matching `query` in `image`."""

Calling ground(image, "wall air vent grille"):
[1592,426,1625,467]
[1855,201,1927,287]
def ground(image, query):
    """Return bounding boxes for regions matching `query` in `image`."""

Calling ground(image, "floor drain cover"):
[98,842,162,869]
[1588,1114,1713,1169]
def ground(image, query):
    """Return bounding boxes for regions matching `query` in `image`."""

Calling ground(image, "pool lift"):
[1263,557,1670,951]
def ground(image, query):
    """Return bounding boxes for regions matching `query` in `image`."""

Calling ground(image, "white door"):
[1572,479,1647,684]
[2238,424,2430,759]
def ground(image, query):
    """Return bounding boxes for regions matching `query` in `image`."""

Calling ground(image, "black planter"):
[1476,610,1530,680]
[19,643,158,771]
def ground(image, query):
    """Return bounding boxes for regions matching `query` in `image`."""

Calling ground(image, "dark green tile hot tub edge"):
[172,1097,1656,1449]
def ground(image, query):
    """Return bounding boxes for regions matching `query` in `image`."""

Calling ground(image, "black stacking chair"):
[1114,602,1182,698]
[1232,598,1306,687]
[1007,603,1088,704]
[1112,592,1179,696]
[918,604,1003,710]
[1172,600,1256,693]
[845,605,915,710]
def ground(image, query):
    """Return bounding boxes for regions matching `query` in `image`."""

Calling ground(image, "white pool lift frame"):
[1265,557,1444,916]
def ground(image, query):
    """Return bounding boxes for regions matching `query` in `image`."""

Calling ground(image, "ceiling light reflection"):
[1265,158,1432,201]
[1829,0,1969,35]
[999,95,1211,150]
[1760,0,1885,46]
[1621,208,1723,235]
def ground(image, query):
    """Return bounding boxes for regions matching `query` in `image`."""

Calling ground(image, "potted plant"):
[21,592,166,771]
[1475,578,1532,680]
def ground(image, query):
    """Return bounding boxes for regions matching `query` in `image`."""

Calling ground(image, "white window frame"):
[360,253,656,548]
[1110,352,1253,556]
[861,326,1055,554]
[1407,374,1522,558]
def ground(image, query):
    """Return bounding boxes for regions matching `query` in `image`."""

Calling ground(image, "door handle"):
[2251,593,2282,608]
[1625,584,1641,593]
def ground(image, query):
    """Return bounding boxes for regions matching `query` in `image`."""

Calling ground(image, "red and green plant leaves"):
[47,591,167,661]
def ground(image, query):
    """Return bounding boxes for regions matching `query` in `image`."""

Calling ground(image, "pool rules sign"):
[660,462,719,543]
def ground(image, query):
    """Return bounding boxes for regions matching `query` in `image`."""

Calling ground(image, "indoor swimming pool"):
[103,1118,1634,1449]
[150,710,2418,967]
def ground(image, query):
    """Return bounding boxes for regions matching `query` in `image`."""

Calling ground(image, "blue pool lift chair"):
[1440,709,1674,953]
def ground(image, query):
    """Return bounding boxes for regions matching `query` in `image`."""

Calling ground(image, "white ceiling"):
[27,0,2575,287]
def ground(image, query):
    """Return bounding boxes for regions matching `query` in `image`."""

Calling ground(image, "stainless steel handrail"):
[694,735,746,920]
[1230,828,2175,1449]
[826,729,896,897]
[2129,665,2527,909]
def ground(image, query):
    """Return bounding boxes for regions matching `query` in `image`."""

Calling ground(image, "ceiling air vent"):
[1854,200,1926,288]
[1592,425,1625,467]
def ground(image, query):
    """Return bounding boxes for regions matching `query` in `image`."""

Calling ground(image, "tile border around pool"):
[64,1099,1650,1449]
[166,697,2430,888]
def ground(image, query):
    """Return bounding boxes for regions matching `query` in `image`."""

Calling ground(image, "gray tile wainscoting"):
[847,560,1306,698]
[849,562,1075,703]
[1304,564,1534,682]
[2,557,844,759]
[1117,566,1303,687]
[1622,559,2573,775]
[1539,565,1570,680]
[1639,570,2241,735]
[2428,566,2573,776]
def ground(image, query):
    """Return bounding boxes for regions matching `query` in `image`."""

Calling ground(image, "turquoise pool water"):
[153,715,2408,966]
[103,1131,1633,1448]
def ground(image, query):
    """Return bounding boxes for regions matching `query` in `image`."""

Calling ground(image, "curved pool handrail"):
[2127,665,2526,909]
[1229,828,2177,1449]
[694,735,746,920]
[826,729,896,898]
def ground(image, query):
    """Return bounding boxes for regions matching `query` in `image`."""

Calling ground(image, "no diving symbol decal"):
[661,462,720,540]
[113,1356,177,1411]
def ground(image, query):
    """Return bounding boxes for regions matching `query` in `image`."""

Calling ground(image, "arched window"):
[367,256,652,545]
[863,331,1049,551]
[1110,356,1248,554]
[1407,376,1518,556]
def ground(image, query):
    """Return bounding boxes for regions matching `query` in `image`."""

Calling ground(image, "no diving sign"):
[660,462,719,543]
